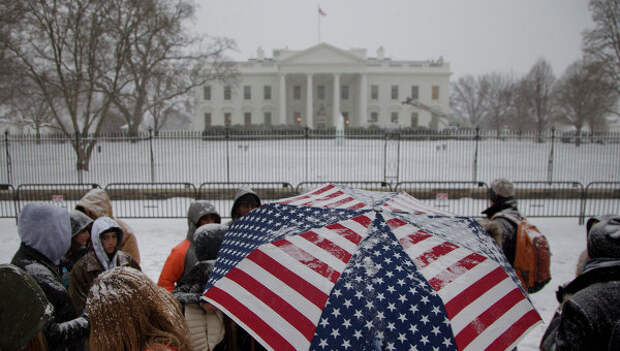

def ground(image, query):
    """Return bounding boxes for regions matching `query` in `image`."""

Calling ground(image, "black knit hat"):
[587,215,620,259]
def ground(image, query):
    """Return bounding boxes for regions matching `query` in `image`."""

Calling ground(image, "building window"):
[244,86,251,100]
[294,112,302,125]
[341,85,349,100]
[264,86,271,100]
[371,85,379,100]
[294,85,301,100]
[318,85,325,100]
[369,112,378,123]
[203,86,211,100]
[224,112,232,127]
[411,85,419,100]
[391,85,399,100]
[342,111,350,126]
[411,112,419,127]
[224,86,231,100]
[432,85,440,100]
[244,112,251,127]
[264,112,272,126]
[204,113,211,128]
[391,112,399,124]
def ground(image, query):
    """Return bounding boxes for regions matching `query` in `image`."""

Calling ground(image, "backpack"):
[493,213,551,293]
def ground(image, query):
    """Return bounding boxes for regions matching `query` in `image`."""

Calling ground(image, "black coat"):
[544,259,620,351]
[11,244,89,351]
[482,198,521,265]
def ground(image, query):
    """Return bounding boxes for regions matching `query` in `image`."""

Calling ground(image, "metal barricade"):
[512,181,584,218]
[105,183,197,218]
[295,181,393,194]
[0,184,17,219]
[394,181,489,217]
[583,182,620,219]
[16,183,101,213]
[198,182,296,219]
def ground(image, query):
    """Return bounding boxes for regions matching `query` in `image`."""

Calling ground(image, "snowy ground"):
[0,216,585,350]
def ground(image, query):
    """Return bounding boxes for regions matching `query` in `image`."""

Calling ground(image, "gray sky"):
[192,0,594,79]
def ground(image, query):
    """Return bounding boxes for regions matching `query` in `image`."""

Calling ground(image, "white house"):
[194,43,452,130]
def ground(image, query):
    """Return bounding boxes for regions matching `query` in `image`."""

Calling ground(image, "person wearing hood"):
[541,215,620,350]
[75,188,141,264]
[158,201,221,292]
[86,266,190,351]
[480,178,522,265]
[10,203,90,351]
[173,223,227,351]
[69,216,140,313]
[59,210,93,288]
[229,187,261,223]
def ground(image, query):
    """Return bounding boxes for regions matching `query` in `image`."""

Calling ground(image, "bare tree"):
[109,0,236,137]
[450,75,490,127]
[583,0,620,94]
[523,58,556,140]
[554,58,617,145]
[505,77,536,132]
[481,72,515,133]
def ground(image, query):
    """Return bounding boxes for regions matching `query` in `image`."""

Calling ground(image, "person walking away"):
[11,203,89,351]
[173,223,227,351]
[76,188,141,263]
[86,266,190,351]
[541,215,620,350]
[59,210,93,288]
[158,201,221,292]
[69,216,141,313]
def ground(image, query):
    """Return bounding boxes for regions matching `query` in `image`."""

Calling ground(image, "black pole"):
[149,128,155,183]
[4,131,11,185]
[473,127,479,182]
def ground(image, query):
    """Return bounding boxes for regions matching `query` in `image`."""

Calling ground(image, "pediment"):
[279,43,364,65]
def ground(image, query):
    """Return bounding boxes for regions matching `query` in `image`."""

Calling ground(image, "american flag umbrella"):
[203,184,541,351]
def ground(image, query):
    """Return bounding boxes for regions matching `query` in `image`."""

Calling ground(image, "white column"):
[333,73,340,127]
[359,73,367,127]
[306,74,313,129]
[279,74,287,125]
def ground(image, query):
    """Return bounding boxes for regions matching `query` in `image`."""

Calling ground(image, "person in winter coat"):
[158,201,221,292]
[76,188,141,263]
[0,264,53,351]
[11,203,90,351]
[480,178,522,265]
[69,216,141,313]
[229,188,261,223]
[86,266,190,351]
[59,210,93,288]
[540,215,620,351]
[173,223,227,351]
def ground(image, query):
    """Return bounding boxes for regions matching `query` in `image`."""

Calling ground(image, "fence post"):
[4,131,12,185]
[395,130,401,184]
[225,127,230,182]
[383,131,388,183]
[304,127,309,182]
[473,127,479,182]
[547,128,555,183]
[75,131,83,184]
[149,128,155,183]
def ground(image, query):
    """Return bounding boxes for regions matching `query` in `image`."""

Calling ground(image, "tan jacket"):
[76,189,141,264]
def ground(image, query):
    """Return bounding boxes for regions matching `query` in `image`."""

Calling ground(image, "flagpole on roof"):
[317,4,321,43]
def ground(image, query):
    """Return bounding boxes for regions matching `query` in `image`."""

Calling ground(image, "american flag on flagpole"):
[318,7,326,16]
[203,184,540,350]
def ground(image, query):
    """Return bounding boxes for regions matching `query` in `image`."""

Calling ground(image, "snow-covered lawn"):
[0,216,585,350]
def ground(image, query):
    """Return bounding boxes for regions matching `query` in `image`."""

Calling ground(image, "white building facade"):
[194,43,452,130]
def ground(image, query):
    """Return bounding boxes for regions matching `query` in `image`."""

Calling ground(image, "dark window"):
[369,112,378,123]
[264,86,271,100]
[411,112,419,127]
[244,86,251,100]
[432,85,440,100]
[264,112,272,126]
[371,85,379,100]
[244,112,251,126]
[341,85,349,100]
[411,85,419,100]
[318,85,325,100]
[391,85,399,100]
[294,112,302,125]
[391,112,399,123]
[342,111,350,126]
[294,85,301,100]
[224,112,232,127]
[204,113,211,127]
[224,86,231,100]
[203,86,211,100]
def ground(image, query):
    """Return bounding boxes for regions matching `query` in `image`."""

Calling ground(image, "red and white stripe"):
[382,192,455,217]
[277,184,368,210]
[385,213,541,351]
[203,213,374,351]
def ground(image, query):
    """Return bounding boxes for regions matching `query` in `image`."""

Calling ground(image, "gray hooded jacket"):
[230,187,261,222]
[18,202,71,266]
[90,216,123,270]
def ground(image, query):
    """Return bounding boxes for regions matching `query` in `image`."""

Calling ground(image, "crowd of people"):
[1,182,619,351]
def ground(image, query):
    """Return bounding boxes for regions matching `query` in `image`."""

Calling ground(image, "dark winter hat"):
[193,223,227,261]
[587,215,620,259]
[0,264,53,350]
[489,178,515,201]
[69,209,93,237]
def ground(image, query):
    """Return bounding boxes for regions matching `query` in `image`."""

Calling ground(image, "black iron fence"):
[1,180,617,221]
[2,128,619,187]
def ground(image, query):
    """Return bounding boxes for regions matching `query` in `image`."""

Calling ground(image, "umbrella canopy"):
[203,184,541,351]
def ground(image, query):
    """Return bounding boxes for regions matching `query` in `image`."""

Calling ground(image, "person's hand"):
[200,302,217,313]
